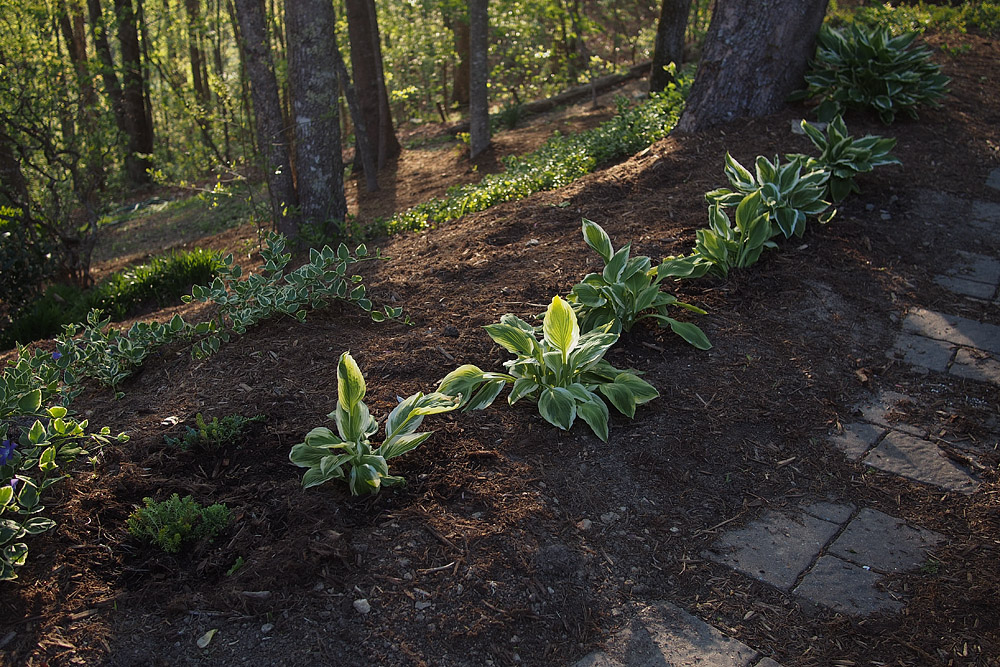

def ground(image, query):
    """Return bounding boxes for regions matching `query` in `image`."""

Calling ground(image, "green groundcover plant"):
[436,296,658,442]
[567,219,711,349]
[289,352,460,496]
[796,23,950,124]
[787,116,900,202]
[126,494,231,554]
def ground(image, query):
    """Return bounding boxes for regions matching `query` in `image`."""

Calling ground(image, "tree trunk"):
[444,9,470,108]
[676,0,829,132]
[233,0,298,238]
[649,0,691,93]
[345,0,400,170]
[329,39,378,192]
[113,0,155,185]
[468,0,490,159]
[284,0,346,237]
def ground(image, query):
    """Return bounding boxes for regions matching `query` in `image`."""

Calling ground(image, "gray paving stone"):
[828,422,884,461]
[575,602,759,667]
[950,348,1000,385]
[829,508,944,573]
[753,659,783,667]
[793,555,903,615]
[854,391,924,437]
[988,167,1000,191]
[944,251,1000,285]
[801,501,855,524]
[934,275,997,300]
[890,332,954,372]
[902,308,1000,356]
[863,431,979,494]
[706,512,840,590]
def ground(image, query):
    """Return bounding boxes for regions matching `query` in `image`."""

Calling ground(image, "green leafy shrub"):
[567,219,711,349]
[787,116,900,202]
[289,352,460,495]
[831,1,1000,37]
[797,24,950,123]
[437,296,658,442]
[707,153,831,239]
[164,413,265,452]
[126,494,231,553]
[0,215,57,331]
[385,80,690,234]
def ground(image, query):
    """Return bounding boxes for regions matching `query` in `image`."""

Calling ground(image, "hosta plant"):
[796,24,949,124]
[436,296,658,442]
[707,153,831,239]
[787,116,900,202]
[289,352,460,495]
[660,192,776,280]
[567,219,711,350]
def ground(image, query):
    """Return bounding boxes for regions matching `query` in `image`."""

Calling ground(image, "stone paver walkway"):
[572,173,1000,667]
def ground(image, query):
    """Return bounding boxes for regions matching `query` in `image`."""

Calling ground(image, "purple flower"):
[9,477,20,492]
[51,351,62,361]
[0,440,15,466]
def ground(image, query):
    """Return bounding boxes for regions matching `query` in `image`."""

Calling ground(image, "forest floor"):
[2,28,999,667]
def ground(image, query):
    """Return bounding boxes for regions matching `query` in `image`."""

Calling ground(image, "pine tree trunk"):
[284,0,346,236]
[649,0,691,93]
[469,0,490,159]
[233,0,298,238]
[676,0,829,132]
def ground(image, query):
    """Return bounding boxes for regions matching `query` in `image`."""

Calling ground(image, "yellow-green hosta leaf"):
[538,387,577,431]
[542,295,579,356]
[577,395,610,442]
[337,352,366,409]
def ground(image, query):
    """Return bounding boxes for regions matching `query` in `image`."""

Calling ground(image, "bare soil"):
[2,31,999,667]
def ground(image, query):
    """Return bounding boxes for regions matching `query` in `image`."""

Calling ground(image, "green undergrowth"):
[1,248,222,351]
[383,76,691,235]
[829,1,1000,36]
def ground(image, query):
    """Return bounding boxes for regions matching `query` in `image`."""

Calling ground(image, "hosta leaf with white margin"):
[787,116,900,203]
[290,352,460,495]
[437,301,658,442]
[567,220,711,349]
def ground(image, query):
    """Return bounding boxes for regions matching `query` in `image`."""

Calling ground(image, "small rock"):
[865,203,875,212]
[600,512,620,524]
[260,623,274,634]
[443,325,459,338]
[576,519,593,531]
[415,601,432,610]
[313,582,325,591]
[353,599,371,615]
[881,212,891,221]
[526,238,540,247]
[510,635,521,644]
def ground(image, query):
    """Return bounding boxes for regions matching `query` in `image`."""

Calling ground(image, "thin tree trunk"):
[649,0,692,93]
[284,0,346,236]
[233,0,298,237]
[345,0,399,170]
[469,0,490,159]
[445,9,470,107]
[114,0,155,185]
[676,0,829,132]
[329,39,378,192]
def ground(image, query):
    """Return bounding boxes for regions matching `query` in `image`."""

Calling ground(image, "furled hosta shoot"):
[436,296,658,442]
[567,220,711,350]
[289,352,460,496]
[707,153,831,239]
[796,24,949,124]
[787,116,900,202]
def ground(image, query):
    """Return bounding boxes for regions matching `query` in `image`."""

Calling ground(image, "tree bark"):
[468,0,490,159]
[676,0,829,132]
[649,0,691,93]
[284,0,346,236]
[112,0,155,185]
[345,0,400,170]
[233,0,298,237]
[443,8,470,107]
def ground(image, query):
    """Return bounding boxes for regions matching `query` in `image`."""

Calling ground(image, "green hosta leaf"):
[464,380,506,411]
[484,323,538,356]
[659,317,712,350]
[337,352,366,409]
[538,387,577,431]
[577,394,610,442]
[582,218,614,263]
[599,382,636,418]
[542,296,580,357]
[509,377,539,404]
[613,373,659,404]
[379,431,433,460]
[602,246,631,283]
[301,463,345,489]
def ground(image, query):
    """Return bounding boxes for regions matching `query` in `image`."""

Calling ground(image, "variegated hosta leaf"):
[337,352,366,409]
[582,218,614,263]
[542,296,580,357]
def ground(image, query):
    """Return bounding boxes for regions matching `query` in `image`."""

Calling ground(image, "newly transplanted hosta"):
[707,153,831,239]
[566,219,711,349]
[436,296,658,442]
[289,352,460,495]
[660,192,776,280]
[796,24,949,124]
[787,116,900,202]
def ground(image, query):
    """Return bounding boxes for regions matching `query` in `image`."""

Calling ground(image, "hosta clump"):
[567,219,711,350]
[707,153,830,239]
[437,296,658,442]
[126,494,231,554]
[289,352,460,495]
[797,24,950,124]
[787,116,900,202]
